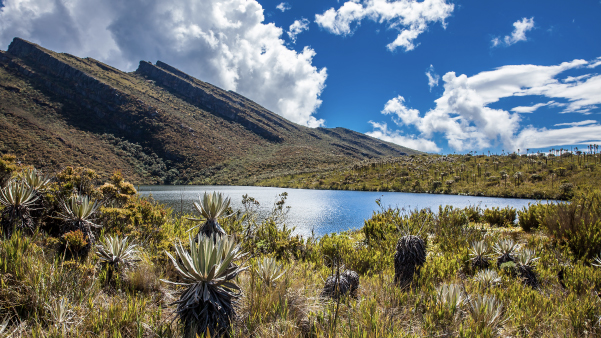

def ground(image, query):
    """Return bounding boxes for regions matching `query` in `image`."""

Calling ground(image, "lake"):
[139,186,546,237]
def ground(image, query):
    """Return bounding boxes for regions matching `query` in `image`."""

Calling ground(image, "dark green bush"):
[433,206,476,252]
[462,205,482,222]
[541,190,601,260]
[483,207,516,227]
[517,203,547,232]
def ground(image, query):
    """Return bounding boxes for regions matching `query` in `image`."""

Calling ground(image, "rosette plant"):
[163,234,247,337]
[394,234,426,287]
[469,240,490,271]
[96,235,138,284]
[256,257,287,287]
[515,249,540,287]
[0,180,38,237]
[188,192,232,237]
[493,239,520,268]
[21,168,51,192]
[56,194,101,257]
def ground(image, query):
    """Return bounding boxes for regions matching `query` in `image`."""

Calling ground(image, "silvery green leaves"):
[493,238,520,268]
[163,233,246,337]
[593,253,601,267]
[474,269,502,288]
[435,284,466,312]
[165,234,245,285]
[56,194,102,257]
[56,194,100,223]
[467,294,505,332]
[20,168,51,192]
[469,240,490,271]
[96,235,138,268]
[0,180,38,208]
[188,192,232,237]
[256,257,287,286]
[0,180,38,237]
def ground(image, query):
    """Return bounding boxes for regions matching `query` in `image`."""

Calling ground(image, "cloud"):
[315,0,454,52]
[492,17,535,47]
[382,96,421,125]
[426,64,439,91]
[288,18,310,43]
[514,124,601,150]
[368,57,601,151]
[0,0,327,127]
[554,120,597,127]
[366,122,441,152]
[276,2,291,12]
[511,101,559,113]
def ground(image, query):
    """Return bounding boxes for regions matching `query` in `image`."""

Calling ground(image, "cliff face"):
[0,37,420,184]
[137,61,283,142]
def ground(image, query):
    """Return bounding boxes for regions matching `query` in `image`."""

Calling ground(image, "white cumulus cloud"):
[492,17,535,47]
[288,18,310,43]
[276,2,291,12]
[315,0,454,52]
[426,64,439,91]
[368,57,601,151]
[0,0,327,127]
[366,122,441,152]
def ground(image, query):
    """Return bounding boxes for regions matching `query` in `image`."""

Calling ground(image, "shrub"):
[517,203,547,231]
[530,173,543,182]
[432,181,442,190]
[462,205,482,223]
[433,206,474,253]
[61,230,88,257]
[559,182,575,199]
[0,154,18,185]
[362,208,397,245]
[483,207,516,227]
[540,190,601,260]
[319,233,355,267]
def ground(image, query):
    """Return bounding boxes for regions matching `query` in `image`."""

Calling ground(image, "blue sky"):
[1,0,600,153]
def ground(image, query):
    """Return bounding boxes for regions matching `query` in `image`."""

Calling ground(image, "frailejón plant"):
[188,192,232,237]
[493,238,520,268]
[474,269,502,288]
[0,180,38,237]
[469,240,490,271]
[255,257,286,286]
[56,194,101,256]
[96,235,139,283]
[163,234,247,337]
[515,248,540,287]
[394,235,426,287]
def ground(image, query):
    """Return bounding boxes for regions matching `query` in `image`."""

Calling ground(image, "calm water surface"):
[139,186,545,237]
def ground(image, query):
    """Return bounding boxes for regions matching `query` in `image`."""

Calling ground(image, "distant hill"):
[0,37,420,184]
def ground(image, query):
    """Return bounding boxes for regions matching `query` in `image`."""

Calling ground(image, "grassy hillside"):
[0,37,419,185]
[257,151,600,200]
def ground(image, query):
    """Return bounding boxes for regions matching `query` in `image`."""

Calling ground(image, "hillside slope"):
[0,37,419,184]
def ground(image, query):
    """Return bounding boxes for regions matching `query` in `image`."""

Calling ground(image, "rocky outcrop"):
[1,38,183,163]
[7,38,127,109]
[137,61,284,142]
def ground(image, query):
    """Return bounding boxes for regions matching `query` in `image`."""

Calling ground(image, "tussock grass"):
[0,162,600,336]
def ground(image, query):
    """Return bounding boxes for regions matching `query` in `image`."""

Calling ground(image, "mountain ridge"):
[0,37,420,184]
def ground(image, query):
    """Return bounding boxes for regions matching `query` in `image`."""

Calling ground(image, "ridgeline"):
[0,37,419,185]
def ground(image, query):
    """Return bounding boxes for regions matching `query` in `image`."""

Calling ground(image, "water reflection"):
[139,185,547,237]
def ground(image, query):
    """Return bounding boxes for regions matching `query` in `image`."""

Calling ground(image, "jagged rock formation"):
[0,37,420,184]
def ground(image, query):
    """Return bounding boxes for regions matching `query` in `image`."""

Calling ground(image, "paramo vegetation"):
[0,153,600,337]
[258,148,601,201]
